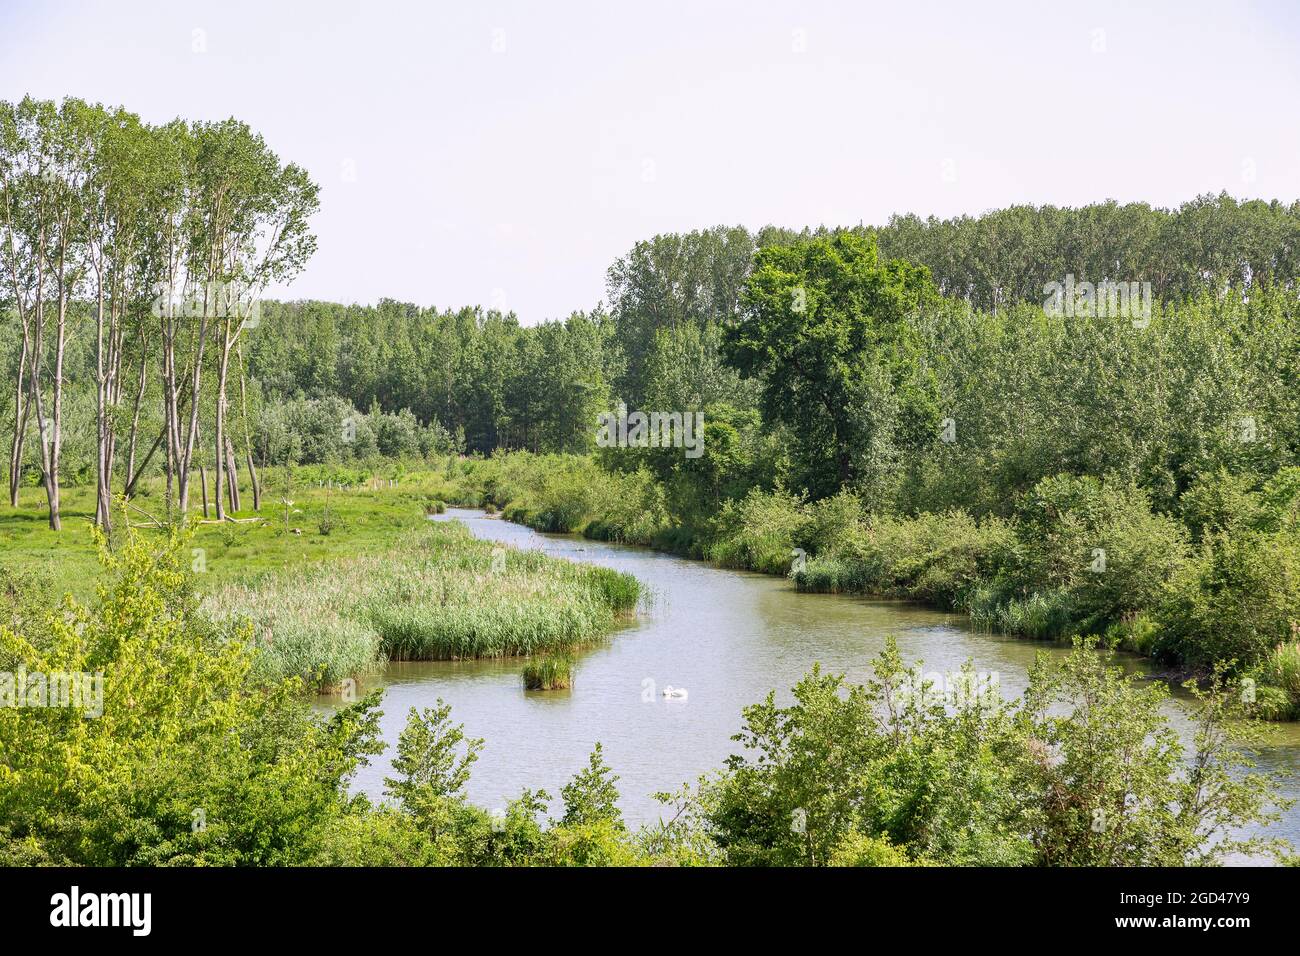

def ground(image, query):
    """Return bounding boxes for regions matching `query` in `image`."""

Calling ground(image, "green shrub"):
[1250,685,1297,722]
[582,467,669,545]
[1258,467,1300,534]
[795,556,870,594]
[802,491,866,557]
[1179,469,1262,541]
[1251,643,1300,718]
[1104,613,1160,656]
[1156,529,1300,671]
[1012,475,1189,634]
[315,806,445,866]
[796,509,1013,609]
[992,589,1076,639]
[707,486,808,574]
[830,832,920,867]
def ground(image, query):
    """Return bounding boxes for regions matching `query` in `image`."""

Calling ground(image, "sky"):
[2,0,1299,322]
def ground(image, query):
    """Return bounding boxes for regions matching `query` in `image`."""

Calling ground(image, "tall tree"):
[724,232,938,500]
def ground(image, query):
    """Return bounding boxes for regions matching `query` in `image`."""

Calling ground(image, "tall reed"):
[203,522,640,688]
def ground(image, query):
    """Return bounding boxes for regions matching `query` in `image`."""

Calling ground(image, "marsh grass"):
[203,520,640,688]
[1254,643,1300,718]
[523,655,574,690]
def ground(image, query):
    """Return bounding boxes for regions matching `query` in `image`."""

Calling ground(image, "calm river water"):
[322,509,1300,858]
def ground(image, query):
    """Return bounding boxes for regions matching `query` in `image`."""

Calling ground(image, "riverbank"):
[449,452,1300,722]
[202,519,639,689]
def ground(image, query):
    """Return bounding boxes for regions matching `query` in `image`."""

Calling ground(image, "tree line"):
[5,93,1300,535]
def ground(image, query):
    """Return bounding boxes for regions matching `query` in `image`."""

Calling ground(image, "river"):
[324,508,1300,857]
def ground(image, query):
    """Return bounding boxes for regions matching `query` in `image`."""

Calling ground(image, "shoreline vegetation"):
[0,526,1289,866]
[441,452,1300,723]
[202,519,639,690]
[3,449,1298,723]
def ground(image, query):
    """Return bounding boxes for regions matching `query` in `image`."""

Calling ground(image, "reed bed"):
[522,655,574,690]
[203,521,639,689]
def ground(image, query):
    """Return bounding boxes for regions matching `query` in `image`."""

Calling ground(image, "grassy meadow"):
[1,461,640,692]
[0,464,462,601]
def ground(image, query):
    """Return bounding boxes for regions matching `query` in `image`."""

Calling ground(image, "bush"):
[582,468,670,546]
[795,509,1014,610]
[983,589,1077,640]
[1180,469,1262,541]
[801,491,866,557]
[795,556,870,594]
[1104,613,1161,656]
[315,806,445,866]
[1156,529,1300,671]
[1011,475,1189,634]
[1249,643,1300,718]
[830,832,920,867]
[707,486,808,574]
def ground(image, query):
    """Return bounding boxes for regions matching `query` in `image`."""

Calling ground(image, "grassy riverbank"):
[0,465,460,601]
[204,519,638,689]
[1,463,639,691]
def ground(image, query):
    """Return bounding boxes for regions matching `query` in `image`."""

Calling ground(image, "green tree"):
[384,700,484,833]
[559,743,624,830]
[724,232,938,500]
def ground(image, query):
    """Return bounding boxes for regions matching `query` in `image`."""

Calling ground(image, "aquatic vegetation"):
[203,521,640,687]
[522,656,574,690]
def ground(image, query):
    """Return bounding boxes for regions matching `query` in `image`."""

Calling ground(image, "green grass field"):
[0,465,465,602]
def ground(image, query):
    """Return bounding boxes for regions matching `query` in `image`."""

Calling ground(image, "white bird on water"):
[662,685,688,700]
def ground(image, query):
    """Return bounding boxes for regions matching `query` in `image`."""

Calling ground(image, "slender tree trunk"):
[25,274,57,531]
[236,343,261,511]
[8,339,28,506]
[213,423,225,521]
[225,435,240,512]
[46,272,67,531]
[246,449,261,511]
[199,463,209,519]
[123,327,149,496]
[125,429,162,498]
[212,314,236,521]
[93,275,111,531]
[1,170,34,509]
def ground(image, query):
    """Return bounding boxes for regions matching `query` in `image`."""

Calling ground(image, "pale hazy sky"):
[2,0,1299,322]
